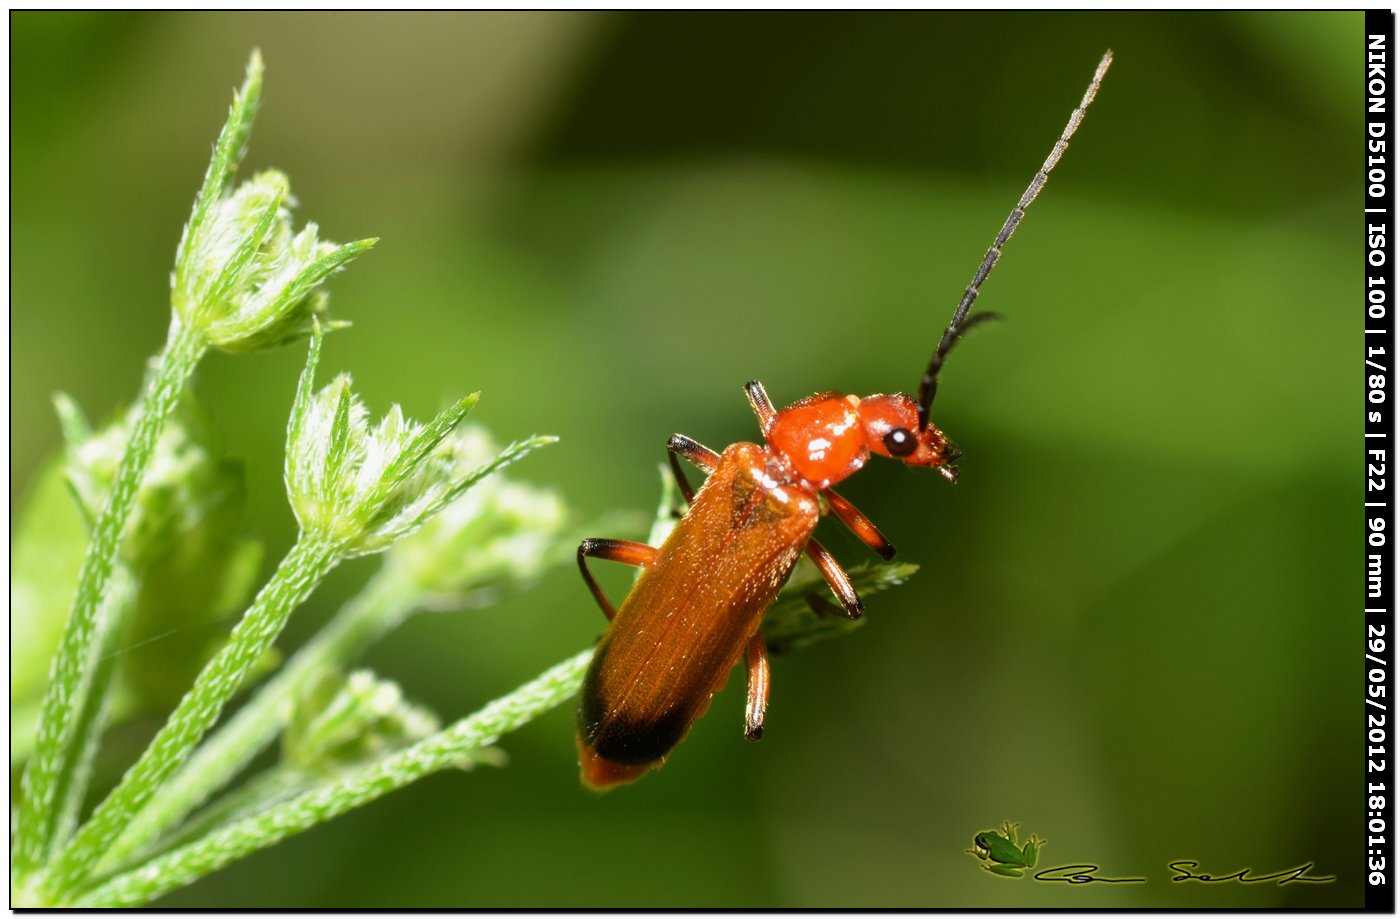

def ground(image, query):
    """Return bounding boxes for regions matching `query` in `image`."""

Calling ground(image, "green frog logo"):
[968,821,1043,878]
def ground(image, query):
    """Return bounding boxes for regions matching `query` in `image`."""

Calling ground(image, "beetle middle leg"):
[823,488,897,561]
[744,630,771,741]
[804,537,864,619]
[577,538,658,621]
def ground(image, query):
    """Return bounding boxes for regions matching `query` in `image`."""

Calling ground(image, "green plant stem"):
[73,649,592,908]
[152,766,311,858]
[43,531,343,900]
[50,565,140,850]
[13,319,207,876]
[103,570,416,869]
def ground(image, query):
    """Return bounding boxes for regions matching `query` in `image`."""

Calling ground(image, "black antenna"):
[916,50,1113,430]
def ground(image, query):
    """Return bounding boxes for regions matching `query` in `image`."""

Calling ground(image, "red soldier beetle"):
[575,51,1113,790]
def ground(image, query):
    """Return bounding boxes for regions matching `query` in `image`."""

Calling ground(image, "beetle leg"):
[744,380,777,436]
[744,630,771,741]
[804,537,864,619]
[667,433,721,505]
[577,538,659,622]
[823,488,897,561]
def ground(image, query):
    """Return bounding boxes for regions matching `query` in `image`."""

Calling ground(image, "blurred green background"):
[11,11,1359,908]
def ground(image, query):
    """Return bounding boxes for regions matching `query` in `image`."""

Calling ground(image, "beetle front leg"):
[667,433,721,505]
[744,380,777,436]
[804,537,864,619]
[577,538,658,622]
[744,630,771,741]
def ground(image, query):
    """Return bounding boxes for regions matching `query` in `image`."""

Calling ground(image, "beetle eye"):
[882,427,916,457]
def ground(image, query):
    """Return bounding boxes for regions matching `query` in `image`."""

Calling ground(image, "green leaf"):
[374,391,480,503]
[175,50,264,298]
[322,377,354,509]
[284,321,324,489]
[204,172,289,308]
[425,434,560,522]
[763,560,919,655]
[262,238,377,324]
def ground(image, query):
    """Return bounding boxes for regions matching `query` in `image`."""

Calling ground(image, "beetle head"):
[857,393,961,483]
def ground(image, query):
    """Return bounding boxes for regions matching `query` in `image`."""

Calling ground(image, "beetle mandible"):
[575,51,1113,789]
